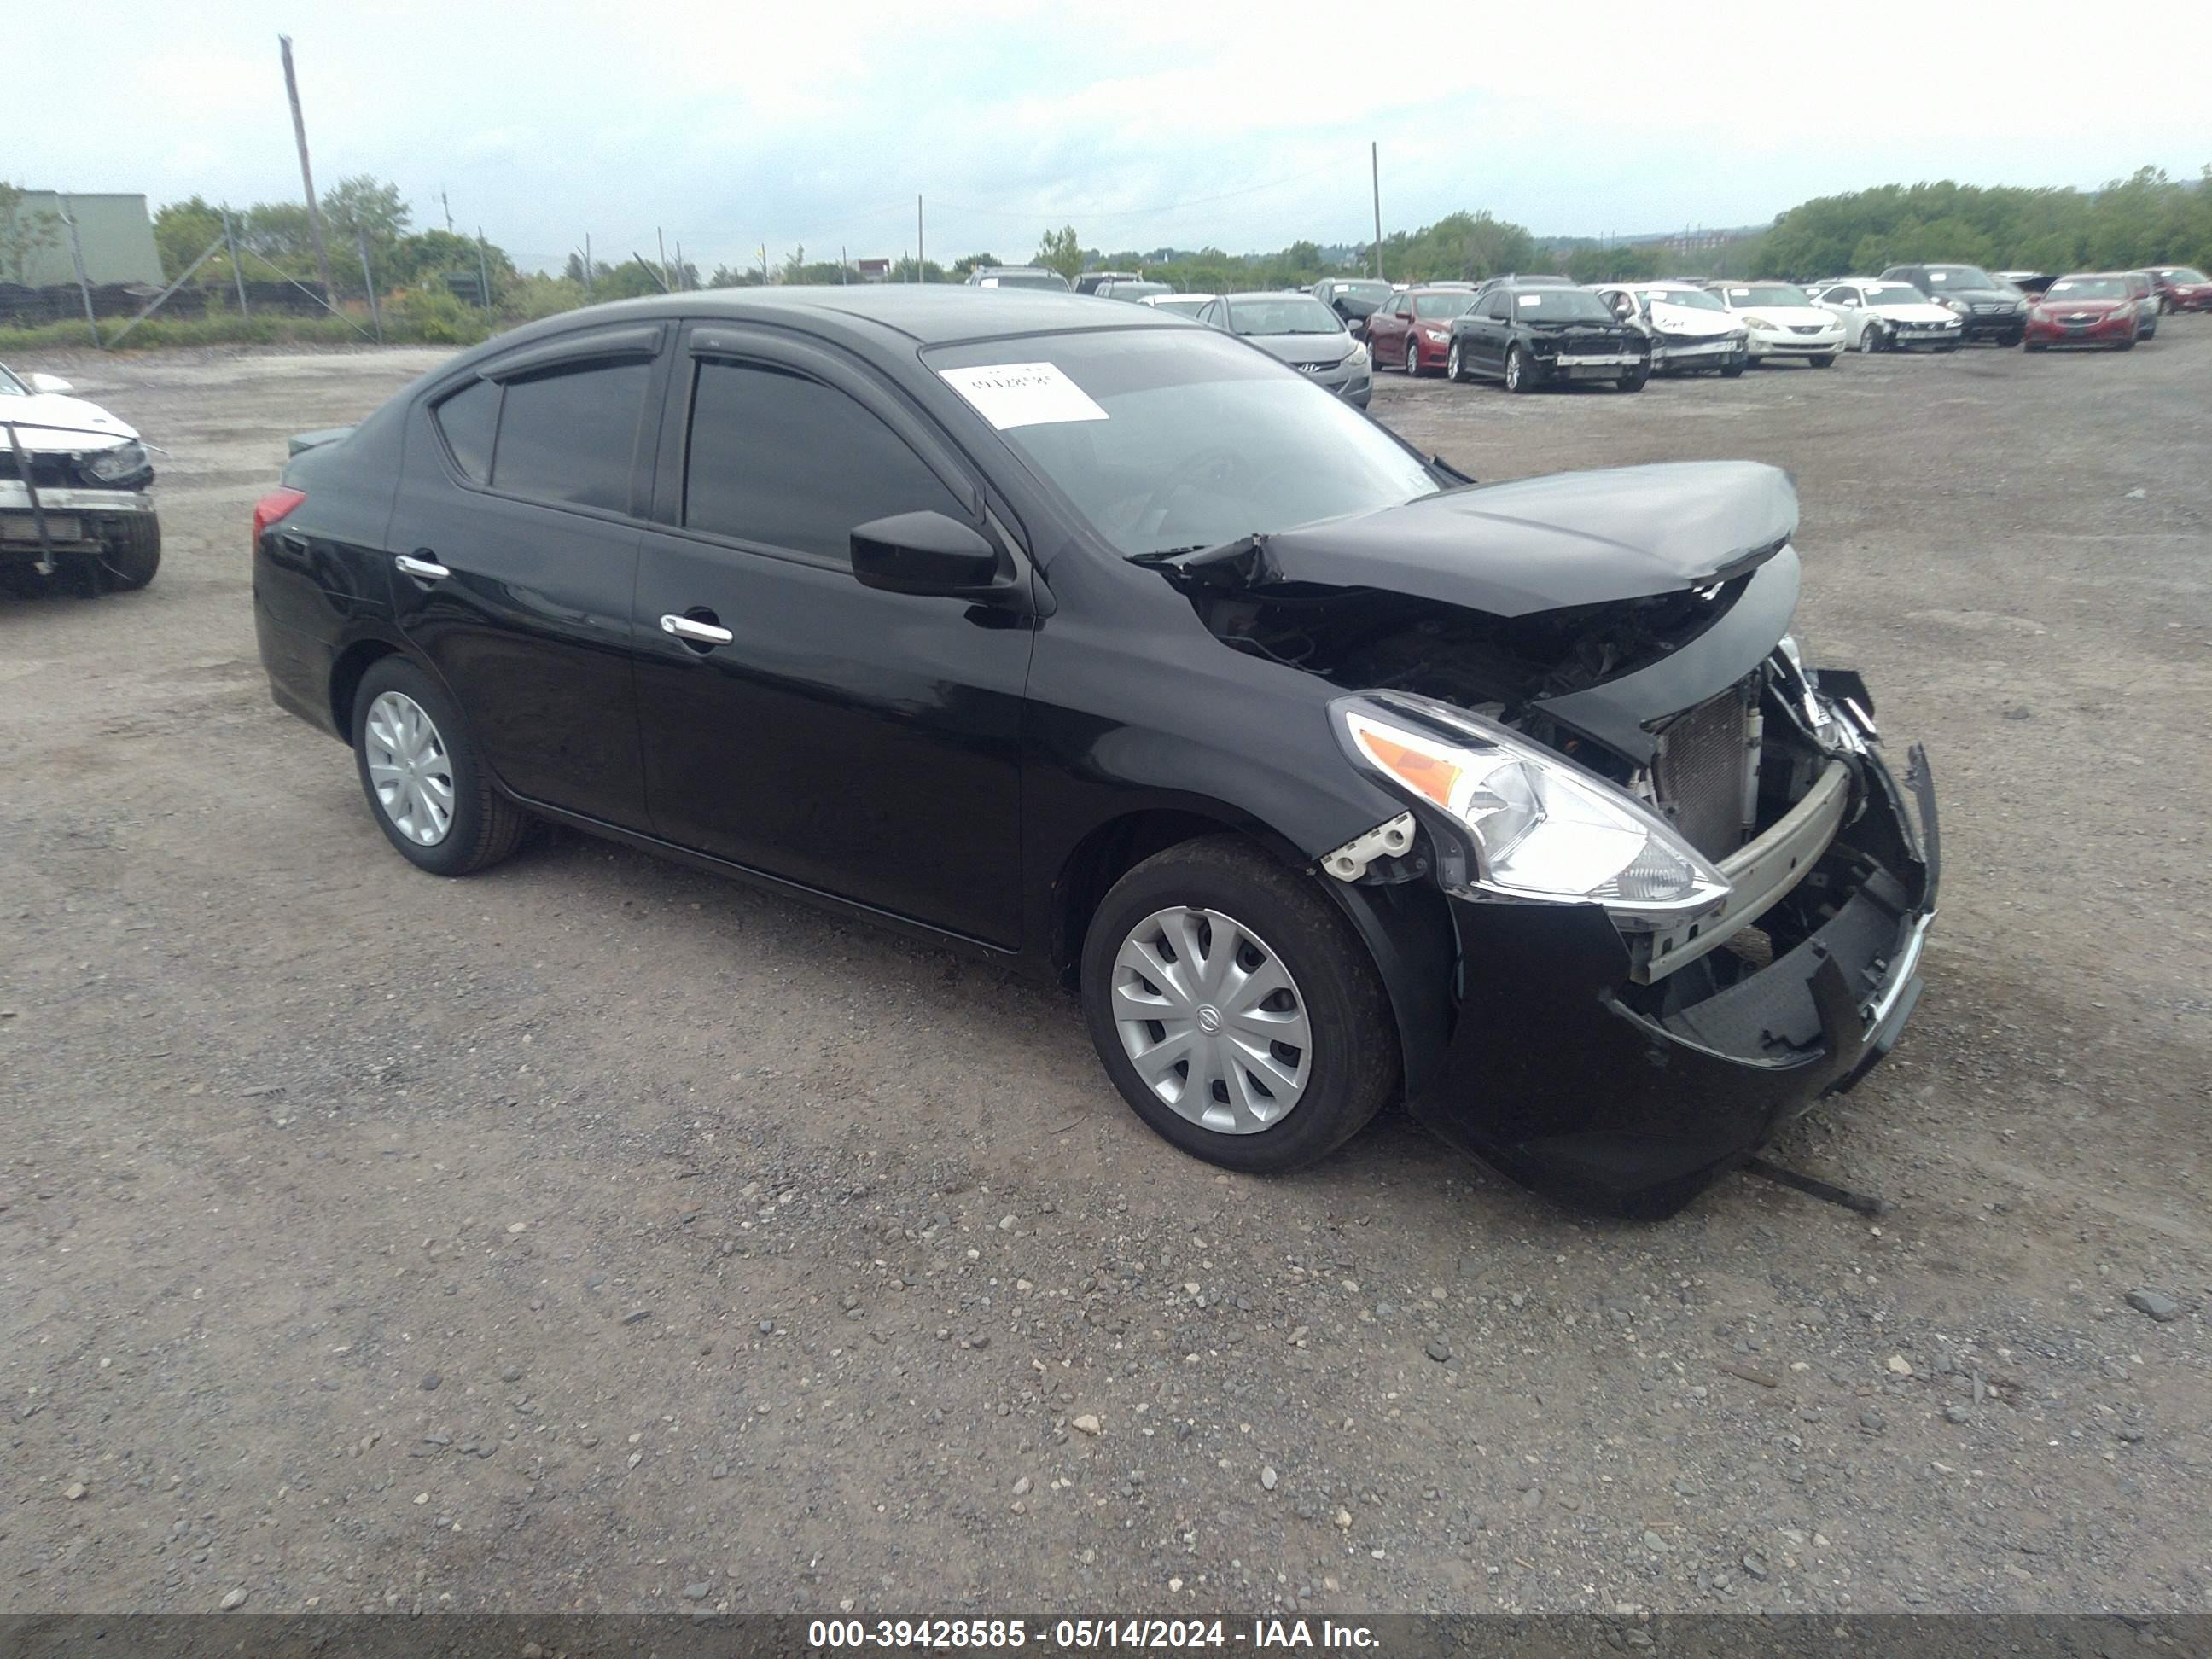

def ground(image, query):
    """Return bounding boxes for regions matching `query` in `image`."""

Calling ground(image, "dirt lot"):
[4,329,2209,1618]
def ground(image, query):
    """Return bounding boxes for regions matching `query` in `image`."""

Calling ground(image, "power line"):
[932,160,1358,224]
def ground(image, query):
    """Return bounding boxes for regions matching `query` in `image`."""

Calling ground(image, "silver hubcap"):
[1406,342,1417,374]
[1506,351,1522,388]
[1110,906,1313,1135]
[364,690,455,846]
[1447,344,1460,378]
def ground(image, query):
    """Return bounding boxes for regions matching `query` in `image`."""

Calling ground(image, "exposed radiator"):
[1650,688,1760,859]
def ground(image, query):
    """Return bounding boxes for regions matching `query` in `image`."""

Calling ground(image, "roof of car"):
[506,285,1175,347]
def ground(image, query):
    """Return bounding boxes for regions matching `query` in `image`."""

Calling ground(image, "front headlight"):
[1346,341,1369,368]
[1421,327,1448,342]
[79,440,148,483]
[1336,696,1731,926]
[1742,314,1774,330]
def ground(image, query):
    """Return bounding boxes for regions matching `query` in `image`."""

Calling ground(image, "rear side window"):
[684,360,966,562]
[491,359,651,514]
[433,379,498,481]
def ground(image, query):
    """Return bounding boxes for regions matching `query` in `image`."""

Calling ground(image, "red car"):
[2147,265,2212,312]
[1365,286,1480,376]
[2022,273,2140,352]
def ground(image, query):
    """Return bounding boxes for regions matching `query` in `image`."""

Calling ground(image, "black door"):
[386,326,667,829]
[1465,289,1511,375]
[630,326,1033,947]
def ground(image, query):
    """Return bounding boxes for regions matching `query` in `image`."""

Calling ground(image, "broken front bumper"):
[1407,742,1939,1220]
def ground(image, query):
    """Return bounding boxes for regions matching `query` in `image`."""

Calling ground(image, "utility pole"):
[476,226,492,308]
[583,233,592,289]
[59,197,99,348]
[674,241,684,290]
[760,244,768,285]
[917,195,924,284]
[222,206,250,318]
[1370,142,1383,281]
[278,36,335,303]
[441,189,453,234]
[657,227,670,293]
[841,244,848,284]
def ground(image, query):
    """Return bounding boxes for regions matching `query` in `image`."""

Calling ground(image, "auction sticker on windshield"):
[938,362,1109,429]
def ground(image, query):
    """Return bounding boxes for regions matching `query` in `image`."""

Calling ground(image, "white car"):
[1807,280,1964,354]
[1588,282,1749,376]
[1141,293,1217,320]
[1704,281,1845,368]
[0,363,161,592]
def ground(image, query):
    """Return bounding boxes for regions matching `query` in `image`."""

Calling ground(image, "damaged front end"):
[1150,463,1939,1217]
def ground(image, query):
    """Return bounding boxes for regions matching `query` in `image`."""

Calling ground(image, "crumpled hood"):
[0,392,138,454]
[1160,461,1797,619]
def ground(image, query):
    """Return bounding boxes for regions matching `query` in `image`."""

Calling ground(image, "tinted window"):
[491,359,651,512]
[684,360,965,561]
[433,378,498,481]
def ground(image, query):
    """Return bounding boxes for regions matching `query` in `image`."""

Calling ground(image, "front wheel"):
[1857,324,1884,354]
[1446,340,1466,382]
[2024,340,2048,352]
[1404,339,1422,377]
[1617,369,1648,392]
[2116,336,2136,352]
[1080,836,1399,1173]
[1504,344,1533,393]
[352,656,531,876]
[97,514,161,591]
[1721,359,1746,379]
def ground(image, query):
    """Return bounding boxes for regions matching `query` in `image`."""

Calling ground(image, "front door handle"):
[661,613,734,647]
[394,553,451,580]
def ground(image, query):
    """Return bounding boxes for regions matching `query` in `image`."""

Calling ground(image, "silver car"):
[1195,292,1373,409]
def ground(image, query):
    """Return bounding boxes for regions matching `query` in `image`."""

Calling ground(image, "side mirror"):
[26,372,74,395]
[851,510,1004,597]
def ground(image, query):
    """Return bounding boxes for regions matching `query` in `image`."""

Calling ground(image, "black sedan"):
[1447,282,1651,392]
[253,287,1937,1219]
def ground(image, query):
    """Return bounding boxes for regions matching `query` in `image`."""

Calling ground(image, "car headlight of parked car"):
[1420,327,1449,344]
[79,440,149,484]
[1741,314,1774,331]
[1346,341,1370,368]
[1336,696,1732,926]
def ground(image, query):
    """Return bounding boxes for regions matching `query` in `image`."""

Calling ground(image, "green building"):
[5,191,165,288]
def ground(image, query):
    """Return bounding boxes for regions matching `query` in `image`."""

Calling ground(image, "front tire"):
[351,656,529,876]
[1721,359,1746,378]
[1446,340,1466,382]
[1617,368,1648,392]
[1080,836,1399,1173]
[97,515,161,591]
[1504,344,1533,393]
[1404,339,1423,377]
[1857,323,1884,354]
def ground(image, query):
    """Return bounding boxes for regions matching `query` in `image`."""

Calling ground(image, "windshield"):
[1924,266,2000,289]
[925,330,1436,557]
[1516,289,1616,322]
[1721,284,1810,308]
[0,364,26,397]
[1146,295,1212,317]
[1333,282,1392,305]
[1641,288,1725,312]
[1866,284,1926,306]
[982,271,1069,291]
[2046,276,2126,300]
[1412,293,1474,319]
[1103,282,1171,301]
[1225,296,1344,336]
[2156,266,2207,283]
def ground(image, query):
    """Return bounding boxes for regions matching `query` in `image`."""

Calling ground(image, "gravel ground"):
[3,331,2208,1618]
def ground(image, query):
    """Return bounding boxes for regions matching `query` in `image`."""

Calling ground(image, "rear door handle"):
[394,553,451,580]
[661,614,734,646]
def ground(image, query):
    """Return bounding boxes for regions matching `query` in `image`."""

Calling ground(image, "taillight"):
[252,486,307,552]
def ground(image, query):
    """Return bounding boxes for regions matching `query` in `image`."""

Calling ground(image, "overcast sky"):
[15,0,2209,273]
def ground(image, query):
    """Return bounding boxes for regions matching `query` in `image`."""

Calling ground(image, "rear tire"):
[351,656,530,877]
[1080,835,1399,1174]
[97,514,161,591]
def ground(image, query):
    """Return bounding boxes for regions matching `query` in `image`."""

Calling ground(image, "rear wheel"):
[351,656,530,877]
[1080,836,1399,1173]
[96,514,161,591]
[1504,344,1533,393]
